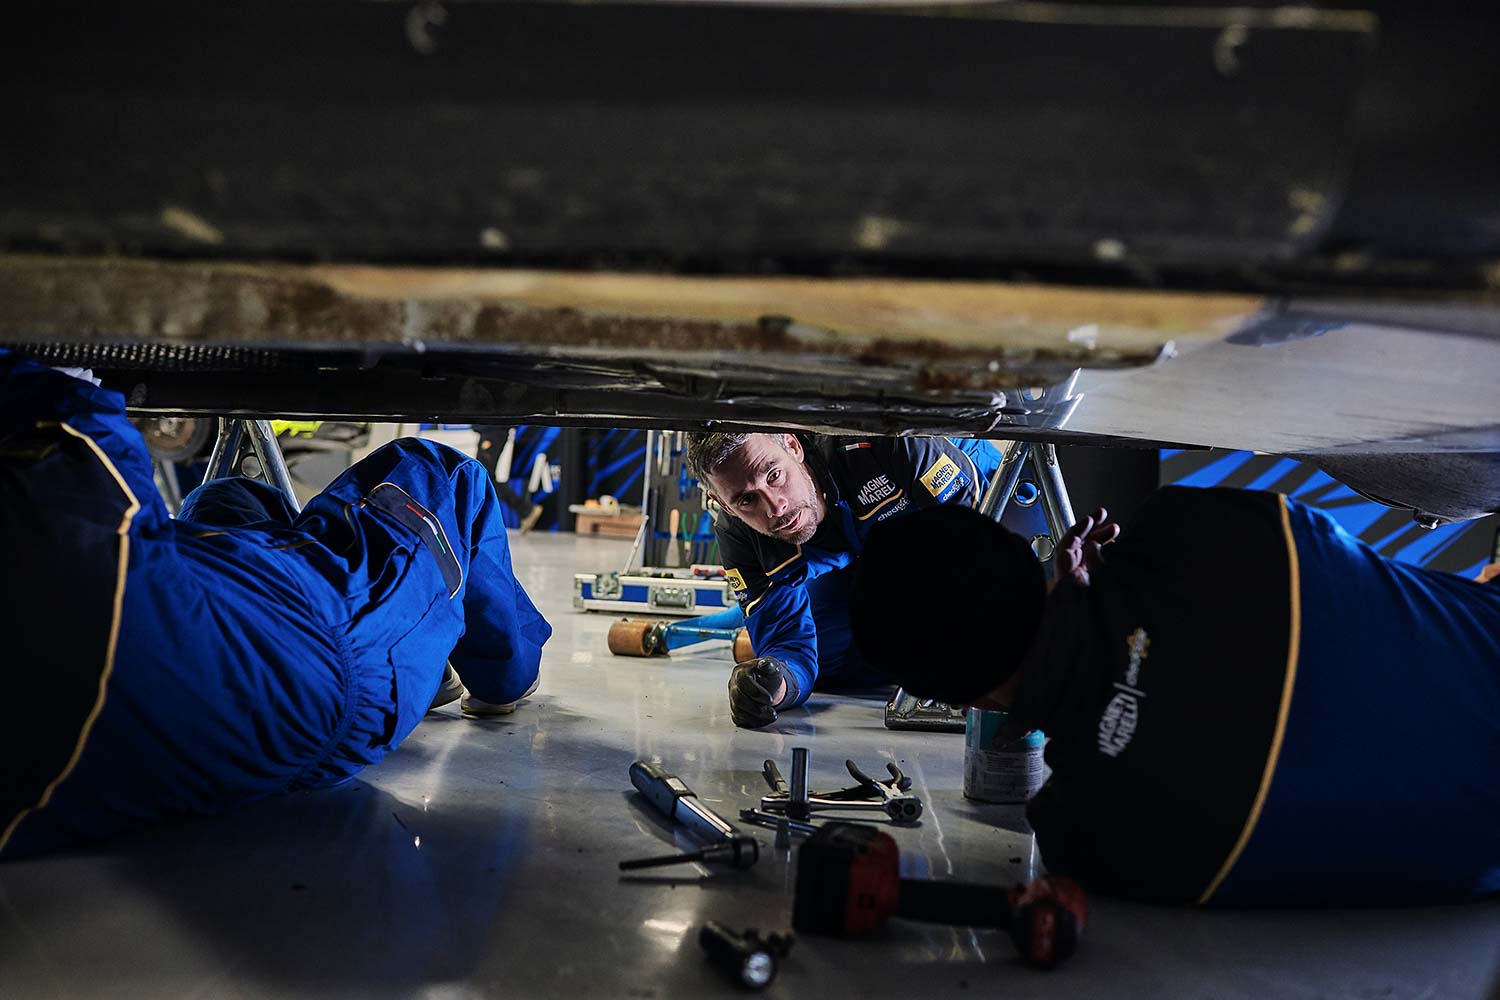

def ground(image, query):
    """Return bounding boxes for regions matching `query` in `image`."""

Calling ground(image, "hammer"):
[793,822,1087,969]
[607,617,754,662]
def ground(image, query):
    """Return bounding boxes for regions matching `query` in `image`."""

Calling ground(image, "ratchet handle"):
[630,759,737,844]
[630,759,692,817]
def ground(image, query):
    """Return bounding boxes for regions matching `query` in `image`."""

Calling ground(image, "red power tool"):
[793,822,1087,969]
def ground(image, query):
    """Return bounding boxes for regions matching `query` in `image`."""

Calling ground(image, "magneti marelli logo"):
[1098,628,1150,758]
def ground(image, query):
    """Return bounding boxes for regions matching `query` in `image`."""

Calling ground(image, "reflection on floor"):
[2,533,1497,999]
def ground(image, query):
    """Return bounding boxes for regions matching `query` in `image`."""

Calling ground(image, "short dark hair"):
[850,504,1046,704]
[685,431,753,485]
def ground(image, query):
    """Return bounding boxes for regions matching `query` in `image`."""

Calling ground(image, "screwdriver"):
[620,760,760,871]
[618,838,760,871]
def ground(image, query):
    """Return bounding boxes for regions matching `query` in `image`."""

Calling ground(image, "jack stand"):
[202,418,302,512]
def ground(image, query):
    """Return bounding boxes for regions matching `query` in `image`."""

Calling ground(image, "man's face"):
[707,434,826,544]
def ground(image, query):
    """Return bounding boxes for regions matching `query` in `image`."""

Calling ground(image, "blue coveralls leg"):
[178,475,300,527]
[1,351,550,858]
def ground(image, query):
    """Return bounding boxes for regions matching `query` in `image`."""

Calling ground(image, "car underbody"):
[3,0,1498,522]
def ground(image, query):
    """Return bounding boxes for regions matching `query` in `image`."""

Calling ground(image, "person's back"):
[853,486,1500,905]
[1226,494,1500,901]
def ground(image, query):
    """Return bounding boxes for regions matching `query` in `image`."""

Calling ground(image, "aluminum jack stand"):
[202,418,302,513]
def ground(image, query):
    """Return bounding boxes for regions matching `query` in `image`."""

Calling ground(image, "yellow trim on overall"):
[953,445,982,506]
[1195,495,1302,904]
[856,489,905,521]
[764,546,803,577]
[0,423,141,853]
[744,549,802,615]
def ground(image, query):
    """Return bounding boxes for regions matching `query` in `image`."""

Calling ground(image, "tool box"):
[574,569,737,616]
[575,428,729,616]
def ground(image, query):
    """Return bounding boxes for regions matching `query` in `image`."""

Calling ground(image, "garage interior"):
[0,521,1493,998]
[3,0,1500,996]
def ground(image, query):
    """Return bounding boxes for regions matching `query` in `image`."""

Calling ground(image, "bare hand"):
[1056,507,1120,587]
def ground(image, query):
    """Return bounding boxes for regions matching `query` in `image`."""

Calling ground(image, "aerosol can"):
[963,709,1047,804]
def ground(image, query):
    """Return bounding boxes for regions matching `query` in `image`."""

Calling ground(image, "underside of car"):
[3,0,1498,521]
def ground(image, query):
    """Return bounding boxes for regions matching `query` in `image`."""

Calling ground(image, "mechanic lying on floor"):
[686,430,1001,729]
[849,490,1500,904]
[0,350,552,859]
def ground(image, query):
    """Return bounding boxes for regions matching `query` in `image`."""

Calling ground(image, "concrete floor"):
[2,531,1497,999]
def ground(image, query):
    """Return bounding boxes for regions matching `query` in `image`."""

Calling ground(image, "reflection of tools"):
[620,760,760,871]
[607,617,754,662]
[885,688,967,732]
[699,923,793,991]
[793,823,1087,970]
[760,755,924,824]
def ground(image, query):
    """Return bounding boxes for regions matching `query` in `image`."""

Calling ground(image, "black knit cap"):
[850,504,1046,705]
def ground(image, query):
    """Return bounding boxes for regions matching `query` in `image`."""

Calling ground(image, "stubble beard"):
[771,465,823,545]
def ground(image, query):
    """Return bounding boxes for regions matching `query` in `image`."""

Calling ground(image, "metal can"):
[963,708,1047,803]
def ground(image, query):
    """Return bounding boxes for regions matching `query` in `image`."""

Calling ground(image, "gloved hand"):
[51,366,101,386]
[728,656,788,729]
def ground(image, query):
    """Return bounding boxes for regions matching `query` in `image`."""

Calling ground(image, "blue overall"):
[1208,498,1500,902]
[0,350,551,858]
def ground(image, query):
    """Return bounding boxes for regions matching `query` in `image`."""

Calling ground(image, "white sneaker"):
[461,674,540,718]
[427,663,465,712]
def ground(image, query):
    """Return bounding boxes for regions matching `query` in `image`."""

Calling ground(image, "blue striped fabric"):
[1162,450,1496,578]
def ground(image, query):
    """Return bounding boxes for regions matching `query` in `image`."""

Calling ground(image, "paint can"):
[963,708,1046,803]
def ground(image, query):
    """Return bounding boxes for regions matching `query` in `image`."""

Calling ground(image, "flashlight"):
[698,922,793,990]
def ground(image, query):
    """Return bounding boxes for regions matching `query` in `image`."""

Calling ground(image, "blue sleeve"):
[715,512,818,707]
[743,572,817,708]
[948,438,1003,489]
[0,349,167,530]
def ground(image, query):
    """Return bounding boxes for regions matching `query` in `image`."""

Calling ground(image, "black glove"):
[728,657,789,729]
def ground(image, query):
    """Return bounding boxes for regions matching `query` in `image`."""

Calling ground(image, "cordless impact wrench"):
[793,822,1087,969]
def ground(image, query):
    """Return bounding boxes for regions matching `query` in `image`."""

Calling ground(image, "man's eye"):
[767,468,781,485]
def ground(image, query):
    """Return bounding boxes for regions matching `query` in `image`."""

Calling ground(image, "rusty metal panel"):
[0,253,1251,386]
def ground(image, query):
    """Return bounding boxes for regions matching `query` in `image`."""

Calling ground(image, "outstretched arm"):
[1054,507,1121,588]
[739,577,817,708]
[717,515,817,727]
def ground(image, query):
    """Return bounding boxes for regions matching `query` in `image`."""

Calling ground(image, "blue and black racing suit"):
[716,435,1001,706]
[1012,487,1500,904]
